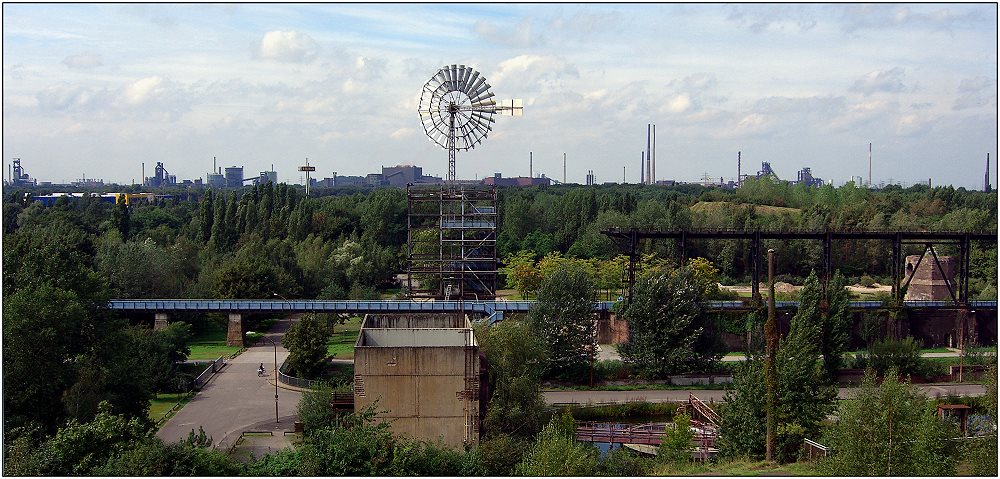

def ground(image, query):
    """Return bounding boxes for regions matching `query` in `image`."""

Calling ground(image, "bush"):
[593,359,630,381]
[570,401,678,422]
[600,446,651,476]
[853,336,931,377]
[658,412,694,464]
[859,275,876,288]
[476,434,532,476]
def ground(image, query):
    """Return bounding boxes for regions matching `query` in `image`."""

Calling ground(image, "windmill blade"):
[446,66,458,91]
[465,70,481,96]
[469,85,493,104]
[470,111,497,125]
[470,92,496,107]
[469,76,489,98]
[458,66,472,93]
[451,64,461,90]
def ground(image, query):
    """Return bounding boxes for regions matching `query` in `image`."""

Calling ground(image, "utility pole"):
[563,153,567,185]
[764,248,778,462]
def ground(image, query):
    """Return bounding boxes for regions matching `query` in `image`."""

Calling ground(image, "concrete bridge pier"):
[154,313,170,331]
[226,313,245,346]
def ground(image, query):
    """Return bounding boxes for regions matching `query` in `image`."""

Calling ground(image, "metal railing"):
[193,356,225,390]
[277,360,326,390]
[110,298,997,314]
[803,438,830,459]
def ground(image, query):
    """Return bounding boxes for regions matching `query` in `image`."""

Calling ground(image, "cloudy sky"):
[3,3,997,188]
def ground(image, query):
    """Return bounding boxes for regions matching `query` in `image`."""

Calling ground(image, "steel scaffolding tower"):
[407,185,498,300]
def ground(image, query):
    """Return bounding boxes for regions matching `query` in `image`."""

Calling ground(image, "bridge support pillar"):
[154,313,169,330]
[226,313,245,347]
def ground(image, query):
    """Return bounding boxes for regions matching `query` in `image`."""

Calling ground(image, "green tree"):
[4,401,148,475]
[3,284,88,432]
[820,271,851,379]
[111,200,130,240]
[618,267,724,378]
[197,190,214,243]
[529,262,597,380]
[515,413,600,476]
[475,319,548,438]
[281,314,332,379]
[658,412,694,464]
[510,260,543,299]
[295,405,396,476]
[822,368,959,476]
[962,365,997,475]
[773,282,836,461]
[718,357,767,459]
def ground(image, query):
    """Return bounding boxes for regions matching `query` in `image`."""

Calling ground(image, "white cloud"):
[474,17,542,48]
[124,76,164,105]
[257,30,319,63]
[390,127,414,140]
[953,76,997,110]
[62,52,103,69]
[489,54,578,92]
[850,68,907,96]
[663,94,691,114]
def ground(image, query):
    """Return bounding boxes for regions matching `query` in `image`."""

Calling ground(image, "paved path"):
[156,316,303,450]
[598,345,976,363]
[543,382,987,405]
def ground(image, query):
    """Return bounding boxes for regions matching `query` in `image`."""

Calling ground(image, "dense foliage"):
[2,180,995,475]
[618,263,726,377]
[821,369,960,476]
[528,262,598,380]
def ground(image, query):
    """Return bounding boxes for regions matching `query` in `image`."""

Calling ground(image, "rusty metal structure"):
[602,228,996,306]
[406,185,498,301]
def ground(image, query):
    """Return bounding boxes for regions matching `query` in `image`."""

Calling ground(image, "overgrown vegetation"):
[2,180,996,475]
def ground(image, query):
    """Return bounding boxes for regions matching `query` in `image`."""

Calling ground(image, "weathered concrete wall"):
[364,313,465,329]
[354,315,480,449]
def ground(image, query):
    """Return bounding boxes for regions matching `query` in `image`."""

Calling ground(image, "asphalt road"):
[156,317,302,450]
[543,382,987,405]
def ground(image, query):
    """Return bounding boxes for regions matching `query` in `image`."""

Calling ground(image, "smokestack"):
[142,162,145,186]
[641,152,645,184]
[646,124,651,185]
[529,151,533,178]
[214,156,217,173]
[986,153,992,192]
[563,153,566,184]
[652,124,656,184]
[868,142,872,187]
[738,151,742,187]
[623,166,626,184]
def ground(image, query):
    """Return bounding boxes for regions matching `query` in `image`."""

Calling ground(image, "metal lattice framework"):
[407,185,498,301]
[418,64,522,183]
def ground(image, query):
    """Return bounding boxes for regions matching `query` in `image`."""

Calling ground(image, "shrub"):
[854,336,930,377]
[658,412,694,464]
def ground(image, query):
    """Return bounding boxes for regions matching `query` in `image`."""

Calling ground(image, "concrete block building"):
[353,313,483,448]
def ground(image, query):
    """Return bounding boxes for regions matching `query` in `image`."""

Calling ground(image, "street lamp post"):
[246,331,279,424]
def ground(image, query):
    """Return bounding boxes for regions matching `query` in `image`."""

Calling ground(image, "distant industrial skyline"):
[3,3,997,189]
